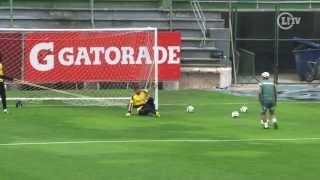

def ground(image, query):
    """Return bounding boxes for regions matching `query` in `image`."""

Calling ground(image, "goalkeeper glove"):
[155,111,160,118]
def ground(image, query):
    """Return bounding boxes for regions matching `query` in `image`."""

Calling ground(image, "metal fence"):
[192,0,320,84]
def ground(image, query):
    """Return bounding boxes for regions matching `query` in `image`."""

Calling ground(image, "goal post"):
[0,27,160,107]
[154,28,159,111]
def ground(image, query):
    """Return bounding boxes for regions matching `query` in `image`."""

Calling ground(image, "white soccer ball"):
[186,105,195,113]
[231,111,240,118]
[240,106,248,113]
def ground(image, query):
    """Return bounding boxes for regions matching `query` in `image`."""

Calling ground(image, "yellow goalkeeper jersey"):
[130,90,149,106]
[0,63,3,82]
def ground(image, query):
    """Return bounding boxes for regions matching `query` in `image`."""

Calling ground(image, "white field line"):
[6,103,246,108]
[1,138,320,146]
[161,101,320,105]
[5,101,320,108]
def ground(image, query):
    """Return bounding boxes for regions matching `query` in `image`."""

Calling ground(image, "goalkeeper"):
[0,56,13,113]
[126,88,160,117]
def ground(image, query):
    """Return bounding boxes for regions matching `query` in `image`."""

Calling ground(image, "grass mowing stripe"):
[1,137,320,146]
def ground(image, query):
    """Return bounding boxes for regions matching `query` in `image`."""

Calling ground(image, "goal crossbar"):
[0,27,157,32]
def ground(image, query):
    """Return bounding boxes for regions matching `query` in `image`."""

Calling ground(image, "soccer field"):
[0,90,320,180]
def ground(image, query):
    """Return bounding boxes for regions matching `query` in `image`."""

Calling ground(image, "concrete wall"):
[180,71,220,89]
[163,67,232,90]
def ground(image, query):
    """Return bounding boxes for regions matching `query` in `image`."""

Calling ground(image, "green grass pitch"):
[1,90,320,180]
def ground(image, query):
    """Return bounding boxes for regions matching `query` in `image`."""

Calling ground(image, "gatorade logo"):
[29,42,180,72]
[24,31,181,82]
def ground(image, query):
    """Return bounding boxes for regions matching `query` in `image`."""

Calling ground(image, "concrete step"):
[1,8,170,19]
[182,38,215,47]
[95,9,169,19]
[0,7,226,28]
[172,9,222,19]
[94,19,169,28]
[0,8,224,19]
[2,14,223,22]
[182,38,229,60]
[207,28,229,39]
[90,18,225,29]
[182,47,224,59]
[0,20,11,28]
[173,0,229,10]
[181,63,226,68]
[176,27,228,37]
[94,0,160,8]
[172,0,192,9]
[182,57,222,64]
[173,28,204,38]
[173,18,225,28]
[4,0,160,8]
[11,9,91,20]
[0,14,224,29]
[11,19,92,28]
[182,56,229,67]
[0,9,10,18]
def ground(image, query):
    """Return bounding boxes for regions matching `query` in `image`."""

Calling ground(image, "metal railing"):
[193,0,320,9]
[194,0,320,3]
[191,0,208,46]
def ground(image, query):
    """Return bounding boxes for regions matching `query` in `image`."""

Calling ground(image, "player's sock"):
[261,120,269,129]
[272,118,278,129]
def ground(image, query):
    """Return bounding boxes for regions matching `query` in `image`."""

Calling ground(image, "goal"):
[0,27,159,109]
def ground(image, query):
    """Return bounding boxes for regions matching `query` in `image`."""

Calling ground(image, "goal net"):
[0,27,160,108]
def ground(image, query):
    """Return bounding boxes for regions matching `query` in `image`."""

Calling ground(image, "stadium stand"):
[0,0,231,89]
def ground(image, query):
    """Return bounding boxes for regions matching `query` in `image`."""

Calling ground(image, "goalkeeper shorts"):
[138,97,156,116]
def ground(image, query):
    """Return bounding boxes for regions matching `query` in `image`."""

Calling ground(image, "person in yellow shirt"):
[0,56,13,113]
[126,88,160,117]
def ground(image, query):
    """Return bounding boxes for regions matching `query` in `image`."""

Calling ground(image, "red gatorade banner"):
[24,31,181,83]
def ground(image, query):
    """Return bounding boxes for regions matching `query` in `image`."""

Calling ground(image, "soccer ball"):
[240,106,248,113]
[231,111,240,118]
[186,105,195,113]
